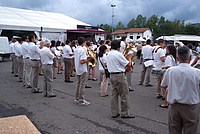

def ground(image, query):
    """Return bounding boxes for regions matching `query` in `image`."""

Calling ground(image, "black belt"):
[144,59,152,61]
[25,57,29,59]
[110,72,124,74]
[31,59,40,61]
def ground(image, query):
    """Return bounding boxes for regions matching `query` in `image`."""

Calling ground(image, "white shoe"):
[78,100,90,106]
[74,99,79,104]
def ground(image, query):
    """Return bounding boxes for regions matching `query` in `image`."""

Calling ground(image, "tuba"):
[87,47,97,67]
[123,43,137,68]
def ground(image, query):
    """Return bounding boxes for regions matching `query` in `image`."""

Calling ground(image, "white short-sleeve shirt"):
[98,54,107,71]
[106,50,129,73]
[141,45,153,60]
[165,55,176,67]
[63,45,73,58]
[120,41,126,53]
[21,42,30,58]
[74,46,88,75]
[153,46,165,69]
[40,47,54,65]
[29,42,41,60]
[161,63,200,105]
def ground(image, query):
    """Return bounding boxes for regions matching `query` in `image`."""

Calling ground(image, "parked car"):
[0,36,11,61]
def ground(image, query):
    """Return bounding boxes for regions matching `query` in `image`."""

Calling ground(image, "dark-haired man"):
[139,39,153,86]
[161,46,200,134]
[63,39,74,83]
[29,35,43,93]
[106,40,135,118]
[74,37,93,105]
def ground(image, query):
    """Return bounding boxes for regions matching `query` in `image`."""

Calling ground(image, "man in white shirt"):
[9,38,17,74]
[21,36,32,88]
[74,37,93,105]
[29,35,43,93]
[15,38,23,82]
[161,46,200,134]
[120,36,126,53]
[139,39,153,86]
[106,40,134,119]
[40,39,56,98]
[153,39,165,99]
[13,40,20,77]
[63,39,74,83]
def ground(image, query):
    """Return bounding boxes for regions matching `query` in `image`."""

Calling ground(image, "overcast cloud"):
[0,0,200,26]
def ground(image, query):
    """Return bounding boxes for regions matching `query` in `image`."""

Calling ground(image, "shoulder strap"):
[99,57,106,70]
[153,47,162,53]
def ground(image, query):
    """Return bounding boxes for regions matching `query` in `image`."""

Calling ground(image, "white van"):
[0,36,11,61]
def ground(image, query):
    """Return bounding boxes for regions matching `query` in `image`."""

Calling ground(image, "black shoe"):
[26,85,32,88]
[157,95,163,99]
[129,89,134,92]
[47,94,56,98]
[146,84,153,87]
[65,80,74,83]
[112,114,120,118]
[121,115,135,119]
[85,85,91,88]
[14,75,18,77]
[139,83,143,85]
[19,80,23,82]
[11,71,14,74]
[32,90,43,93]
[159,104,168,108]
[162,97,165,100]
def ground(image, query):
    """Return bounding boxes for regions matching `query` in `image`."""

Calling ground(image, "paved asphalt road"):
[0,59,199,134]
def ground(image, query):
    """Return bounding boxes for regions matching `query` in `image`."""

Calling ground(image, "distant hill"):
[192,23,200,27]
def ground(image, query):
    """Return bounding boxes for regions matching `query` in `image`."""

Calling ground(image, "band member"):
[14,38,24,82]
[98,45,109,97]
[161,46,200,134]
[152,39,165,99]
[40,39,56,98]
[63,39,74,83]
[21,36,32,88]
[139,39,153,86]
[9,38,17,74]
[106,40,135,118]
[74,37,93,105]
[123,40,135,91]
[29,35,43,93]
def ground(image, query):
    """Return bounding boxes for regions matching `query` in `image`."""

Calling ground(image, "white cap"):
[44,39,51,45]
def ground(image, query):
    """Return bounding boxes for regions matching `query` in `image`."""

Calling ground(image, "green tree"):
[127,18,136,28]
[135,14,146,28]
[184,23,200,35]
[145,15,159,37]
[115,21,125,30]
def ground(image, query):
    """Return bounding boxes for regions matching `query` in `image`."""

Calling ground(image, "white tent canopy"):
[156,35,200,42]
[0,6,91,32]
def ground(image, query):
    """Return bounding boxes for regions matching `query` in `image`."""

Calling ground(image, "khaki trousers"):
[75,72,87,101]
[31,60,40,91]
[23,58,32,86]
[100,70,109,96]
[10,53,15,73]
[13,55,18,75]
[17,57,23,81]
[63,58,72,81]
[139,60,152,85]
[110,73,130,117]
[168,103,200,134]
[156,75,163,95]
[42,64,54,96]
[126,68,133,89]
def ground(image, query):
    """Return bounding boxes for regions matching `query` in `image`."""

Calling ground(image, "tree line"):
[97,14,200,40]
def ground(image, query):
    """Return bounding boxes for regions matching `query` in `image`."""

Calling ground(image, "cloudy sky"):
[0,0,200,26]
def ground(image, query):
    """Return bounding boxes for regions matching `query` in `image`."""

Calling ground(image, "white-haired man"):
[40,39,56,98]
[161,46,200,134]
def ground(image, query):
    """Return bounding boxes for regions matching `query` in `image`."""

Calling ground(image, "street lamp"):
[111,4,116,34]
